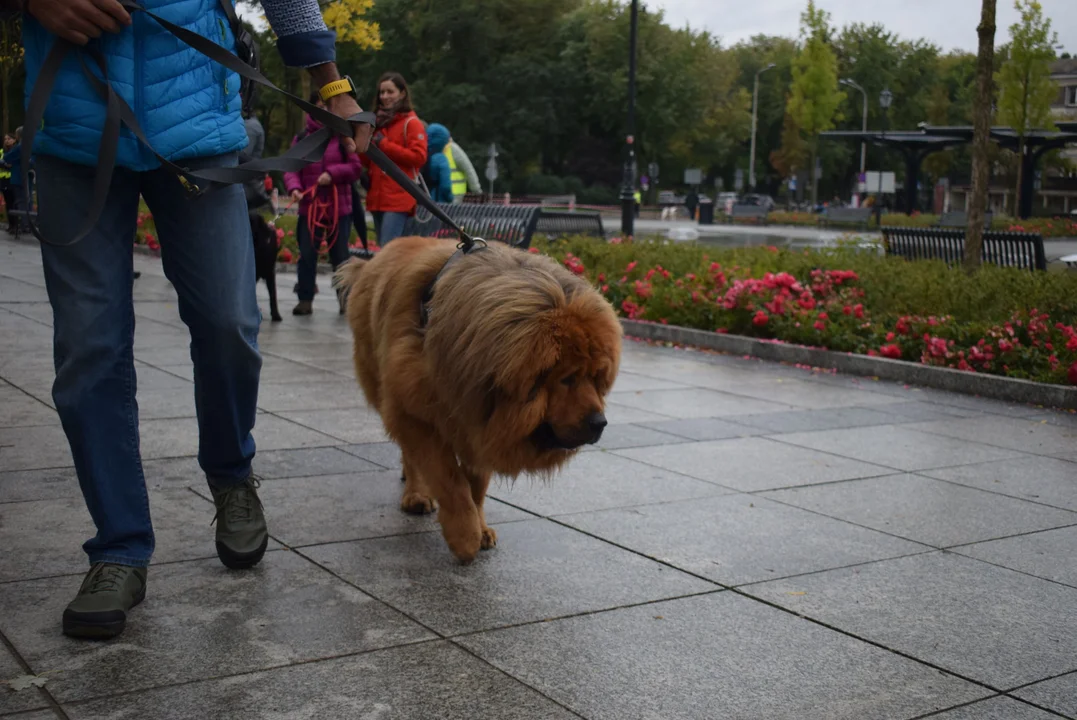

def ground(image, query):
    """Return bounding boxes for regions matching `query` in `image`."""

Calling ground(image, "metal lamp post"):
[748,63,776,192]
[839,78,868,175]
[619,0,640,237]
[875,88,893,226]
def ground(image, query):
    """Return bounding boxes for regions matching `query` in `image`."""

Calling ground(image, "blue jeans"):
[35,152,262,569]
[371,210,409,246]
[295,213,352,302]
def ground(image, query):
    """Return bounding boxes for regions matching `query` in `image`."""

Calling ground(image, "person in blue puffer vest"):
[422,123,454,204]
[13,0,373,641]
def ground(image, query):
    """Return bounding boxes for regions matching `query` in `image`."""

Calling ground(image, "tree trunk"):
[964,0,997,272]
[1013,139,1024,217]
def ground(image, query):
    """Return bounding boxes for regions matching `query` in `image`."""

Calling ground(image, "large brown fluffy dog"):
[335,236,622,563]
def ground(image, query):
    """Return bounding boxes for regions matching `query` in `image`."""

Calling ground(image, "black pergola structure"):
[823,123,1077,218]
[919,124,1077,219]
[819,130,967,214]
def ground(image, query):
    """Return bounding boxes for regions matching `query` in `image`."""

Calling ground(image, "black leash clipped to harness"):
[418,238,488,328]
[20,0,481,253]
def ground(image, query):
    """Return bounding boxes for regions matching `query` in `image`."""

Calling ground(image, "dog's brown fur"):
[335,236,622,563]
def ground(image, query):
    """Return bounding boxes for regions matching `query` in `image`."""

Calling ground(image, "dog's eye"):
[561,374,577,387]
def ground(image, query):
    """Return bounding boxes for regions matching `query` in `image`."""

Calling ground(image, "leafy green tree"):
[787,0,845,205]
[994,0,1058,213]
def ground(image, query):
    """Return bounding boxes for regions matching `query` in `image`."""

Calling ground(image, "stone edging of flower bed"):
[621,319,1077,410]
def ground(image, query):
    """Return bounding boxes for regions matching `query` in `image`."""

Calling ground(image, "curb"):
[621,319,1077,410]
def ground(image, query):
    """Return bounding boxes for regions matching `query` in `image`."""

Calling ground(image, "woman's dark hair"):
[376,72,413,112]
[308,89,322,105]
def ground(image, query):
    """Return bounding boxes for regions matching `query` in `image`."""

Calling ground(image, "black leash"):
[20,1,479,251]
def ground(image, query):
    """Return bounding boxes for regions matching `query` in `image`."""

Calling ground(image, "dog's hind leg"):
[463,467,496,550]
[266,265,283,322]
[399,453,436,515]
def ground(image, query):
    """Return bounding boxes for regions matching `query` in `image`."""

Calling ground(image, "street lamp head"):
[757,63,777,77]
[879,88,893,110]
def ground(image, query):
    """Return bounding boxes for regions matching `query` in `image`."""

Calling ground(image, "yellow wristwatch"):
[319,76,357,103]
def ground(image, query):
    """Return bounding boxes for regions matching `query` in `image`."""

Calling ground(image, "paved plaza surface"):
[1,233,1076,719]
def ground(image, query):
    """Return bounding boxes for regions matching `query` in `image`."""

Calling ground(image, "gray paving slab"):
[0,487,283,583]
[607,387,792,418]
[274,407,390,444]
[921,456,1077,512]
[761,474,1077,547]
[586,422,691,450]
[953,526,1077,587]
[0,425,76,471]
[0,643,49,716]
[725,406,902,434]
[601,401,675,425]
[0,386,59,428]
[635,415,764,440]
[774,424,1024,472]
[253,471,530,547]
[489,449,730,516]
[560,493,927,585]
[609,370,692,392]
[1,712,58,720]
[1013,672,1077,718]
[251,446,382,479]
[0,467,80,504]
[458,592,989,720]
[136,414,341,459]
[255,381,369,412]
[0,552,433,703]
[749,552,1077,689]
[873,400,988,422]
[61,642,577,720]
[929,696,1063,719]
[303,518,715,636]
[339,441,402,470]
[909,416,1077,457]
[615,436,891,492]
[719,377,912,410]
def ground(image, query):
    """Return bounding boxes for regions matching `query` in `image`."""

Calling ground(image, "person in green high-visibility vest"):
[444,137,482,204]
[633,189,641,218]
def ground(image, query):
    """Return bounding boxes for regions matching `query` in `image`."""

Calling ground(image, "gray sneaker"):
[210,476,269,570]
[63,563,147,640]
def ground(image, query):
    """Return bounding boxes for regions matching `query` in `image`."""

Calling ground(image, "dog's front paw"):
[271,314,283,322]
[480,526,498,550]
[400,491,436,515]
[443,524,482,564]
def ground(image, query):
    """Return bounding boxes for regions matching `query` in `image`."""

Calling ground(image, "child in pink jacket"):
[284,94,364,316]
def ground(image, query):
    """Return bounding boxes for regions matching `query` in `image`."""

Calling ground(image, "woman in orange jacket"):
[362,72,427,246]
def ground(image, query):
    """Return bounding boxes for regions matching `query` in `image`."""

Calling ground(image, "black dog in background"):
[249,212,283,322]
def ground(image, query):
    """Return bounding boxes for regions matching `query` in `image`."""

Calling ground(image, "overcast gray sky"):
[652,0,1073,54]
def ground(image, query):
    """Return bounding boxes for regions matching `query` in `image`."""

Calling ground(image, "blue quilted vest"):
[22,0,248,171]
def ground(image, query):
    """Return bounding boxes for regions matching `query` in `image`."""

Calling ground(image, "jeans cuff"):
[206,472,253,491]
[89,553,150,569]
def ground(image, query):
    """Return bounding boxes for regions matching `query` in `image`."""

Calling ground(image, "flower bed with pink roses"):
[535,236,1077,386]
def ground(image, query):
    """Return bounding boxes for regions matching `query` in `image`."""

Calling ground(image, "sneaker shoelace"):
[86,564,127,595]
[211,477,264,526]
